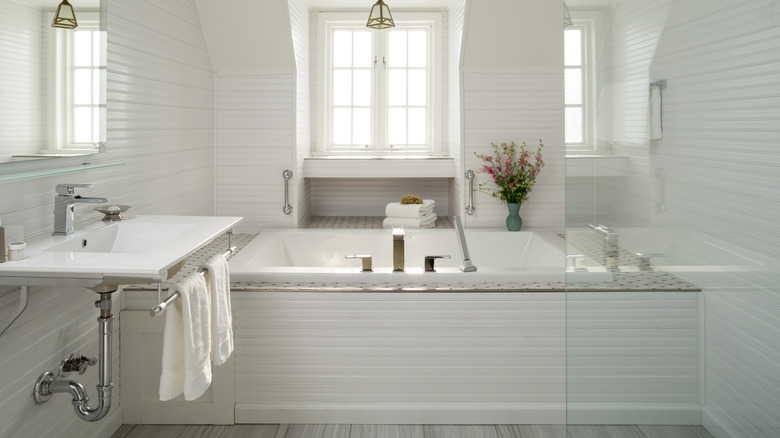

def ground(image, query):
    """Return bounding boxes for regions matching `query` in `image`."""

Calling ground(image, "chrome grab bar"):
[282,169,293,215]
[465,170,475,215]
[453,216,476,272]
[150,245,237,317]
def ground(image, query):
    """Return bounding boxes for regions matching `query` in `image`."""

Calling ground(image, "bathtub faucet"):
[453,216,477,272]
[392,228,405,272]
[589,224,619,271]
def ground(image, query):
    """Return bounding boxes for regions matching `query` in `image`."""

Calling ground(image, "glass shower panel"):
[566,1,780,437]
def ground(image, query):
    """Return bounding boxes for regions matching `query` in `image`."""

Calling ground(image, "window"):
[46,12,105,152]
[317,13,442,156]
[564,21,594,150]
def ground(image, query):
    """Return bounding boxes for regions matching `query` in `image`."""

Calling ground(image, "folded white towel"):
[649,85,663,140]
[203,254,234,366]
[383,214,437,229]
[385,199,436,218]
[159,273,212,401]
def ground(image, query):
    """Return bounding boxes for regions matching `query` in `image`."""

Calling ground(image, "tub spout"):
[392,228,404,272]
[453,216,477,272]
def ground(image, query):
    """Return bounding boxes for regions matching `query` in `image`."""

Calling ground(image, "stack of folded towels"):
[383,195,437,229]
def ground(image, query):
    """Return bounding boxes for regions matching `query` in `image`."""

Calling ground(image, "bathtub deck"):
[122,232,699,298]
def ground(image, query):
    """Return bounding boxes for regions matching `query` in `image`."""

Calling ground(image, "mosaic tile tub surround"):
[124,229,699,294]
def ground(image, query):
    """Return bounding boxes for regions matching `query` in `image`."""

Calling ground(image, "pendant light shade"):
[52,0,78,29]
[563,2,573,28]
[366,0,395,29]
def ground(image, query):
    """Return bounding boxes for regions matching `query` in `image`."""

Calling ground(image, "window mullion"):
[374,31,386,152]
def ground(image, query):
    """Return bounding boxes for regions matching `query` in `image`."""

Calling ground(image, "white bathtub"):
[229,229,575,285]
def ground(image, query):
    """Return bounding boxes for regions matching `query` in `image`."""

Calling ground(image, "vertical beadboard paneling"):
[309,178,450,217]
[289,0,311,226]
[215,75,295,232]
[0,1,45,162]
[463,73,565,230]
[233,292,566,424]
[0,0,215,436]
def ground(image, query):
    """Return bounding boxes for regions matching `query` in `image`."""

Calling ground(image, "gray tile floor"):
[111,424,715,438]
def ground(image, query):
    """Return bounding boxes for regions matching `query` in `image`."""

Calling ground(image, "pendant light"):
[52,0,78,29]
[564,2,573,28]
[366,0,395,29]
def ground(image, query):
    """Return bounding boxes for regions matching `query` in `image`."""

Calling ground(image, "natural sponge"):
[400,194,423,204]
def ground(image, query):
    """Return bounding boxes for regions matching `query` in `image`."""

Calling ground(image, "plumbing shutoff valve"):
[59,353,97,376]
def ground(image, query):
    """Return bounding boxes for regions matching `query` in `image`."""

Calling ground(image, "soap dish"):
[94,205,131,221]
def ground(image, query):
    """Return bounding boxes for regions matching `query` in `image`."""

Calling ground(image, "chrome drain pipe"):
[34,292,114,422]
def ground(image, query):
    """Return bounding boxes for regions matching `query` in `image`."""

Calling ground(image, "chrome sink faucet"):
[54,184,107,235]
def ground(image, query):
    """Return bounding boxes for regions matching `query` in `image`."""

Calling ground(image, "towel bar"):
[150,245,237,317]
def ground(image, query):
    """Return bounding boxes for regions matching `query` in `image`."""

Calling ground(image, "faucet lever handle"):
[345,254,373,272]
[424,255,451,272]
[56,183,93,195]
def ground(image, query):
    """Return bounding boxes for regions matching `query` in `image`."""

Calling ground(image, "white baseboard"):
[567,403,702,425]
[235,403,566,425]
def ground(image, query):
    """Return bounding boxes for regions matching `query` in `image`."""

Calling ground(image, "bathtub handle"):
[465,170,476,215]
[424,255,451,272]
[282,169,293,215]
[345,254,373,272]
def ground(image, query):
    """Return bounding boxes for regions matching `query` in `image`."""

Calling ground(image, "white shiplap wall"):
[462,73,565,230]
[232,291,566,424]
[448,0,465,217]
[649,1,780,436]
[289,0,311,226]
[592,0,780,436]
[0,1,45,162]
[215,75,295,232]
[309,178,450,217]
[0,0,216,436]
[567,291,702,425]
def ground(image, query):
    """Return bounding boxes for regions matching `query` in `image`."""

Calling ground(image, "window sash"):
[317,12,441,156]
[564,23,594,151]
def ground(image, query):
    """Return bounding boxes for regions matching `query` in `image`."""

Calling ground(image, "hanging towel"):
[159,273,212,401]
[385,199,436,218]
[649,85,663,140]
[202,254,234,366]
[383,214,437,229]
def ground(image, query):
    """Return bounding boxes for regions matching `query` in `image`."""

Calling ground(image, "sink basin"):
[45,221,196,254]
[0,215,242,290]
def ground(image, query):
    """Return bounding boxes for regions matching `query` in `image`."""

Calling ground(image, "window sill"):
[303,157,456,178]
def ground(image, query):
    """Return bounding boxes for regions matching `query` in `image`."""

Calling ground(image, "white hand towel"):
[385,199,436,218]
[383,214,437,229]
[649,86,663,140]
[159,273,212,401]
[203,254,234,366]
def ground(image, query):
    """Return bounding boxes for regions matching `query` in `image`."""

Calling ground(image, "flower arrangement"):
[474,139,544,205]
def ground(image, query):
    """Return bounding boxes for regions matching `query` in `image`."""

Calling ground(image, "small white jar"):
[8,242,26,261]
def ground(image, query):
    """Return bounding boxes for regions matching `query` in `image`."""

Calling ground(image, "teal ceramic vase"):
[505,203,523,231]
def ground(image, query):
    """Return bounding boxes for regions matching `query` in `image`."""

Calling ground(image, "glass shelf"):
[0,161,125,183]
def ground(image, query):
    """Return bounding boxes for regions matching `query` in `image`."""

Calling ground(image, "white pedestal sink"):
[0,215,242,291]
